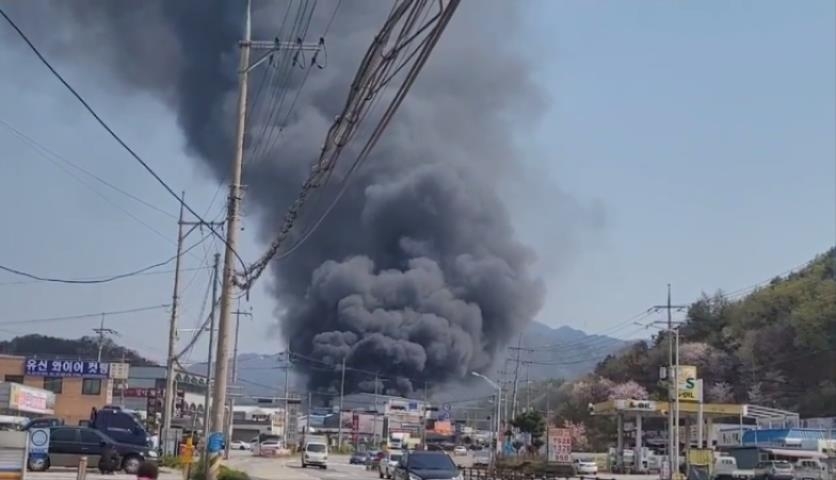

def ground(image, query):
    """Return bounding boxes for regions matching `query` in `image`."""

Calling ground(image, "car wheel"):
[302,463,307,468]
[28,456,49,472]
[122,456,142,475]
[379,469,384,478]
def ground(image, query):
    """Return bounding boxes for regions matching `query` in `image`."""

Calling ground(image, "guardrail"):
[460,466,618,480]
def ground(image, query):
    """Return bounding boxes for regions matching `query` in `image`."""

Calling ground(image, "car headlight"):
[146,450,158,458]
[409,474,422,480]
[452,474,463,480]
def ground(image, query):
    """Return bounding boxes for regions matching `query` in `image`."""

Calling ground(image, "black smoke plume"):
[5,0,546,394]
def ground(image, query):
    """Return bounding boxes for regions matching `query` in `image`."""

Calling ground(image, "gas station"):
[591,366,801,477]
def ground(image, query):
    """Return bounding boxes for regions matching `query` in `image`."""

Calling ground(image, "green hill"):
[594,248,836,417]
[0,334,157,366]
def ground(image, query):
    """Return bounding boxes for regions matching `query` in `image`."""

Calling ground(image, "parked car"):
[714,455,755,480]
[472,449,491,467]
[755,461,794,480]
[350,450,370,465]
[380,450,403,479]
[28,426,157,474]
[230,440,252,451]
[393,451,460,480]
[453,446,467,456]
[574,458,598,475]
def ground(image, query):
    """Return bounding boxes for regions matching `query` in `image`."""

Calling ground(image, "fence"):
[460,466,617,480]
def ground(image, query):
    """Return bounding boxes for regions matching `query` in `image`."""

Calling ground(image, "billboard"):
[676,366,701,402]
[547,427,572,463]
[7,383,55,415]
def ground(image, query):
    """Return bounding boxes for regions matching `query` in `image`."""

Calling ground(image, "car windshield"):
[307,444,326,453]
[409,453,456,470]
[773,463,792,470]
[390,454,402,462]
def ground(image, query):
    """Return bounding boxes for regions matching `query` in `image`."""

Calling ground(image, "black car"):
[27,426,158,474]
[393,451,461,480]
[350,451,369,465]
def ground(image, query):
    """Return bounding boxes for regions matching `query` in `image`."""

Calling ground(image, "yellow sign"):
[676,365,701,402]
[688,448,713,467]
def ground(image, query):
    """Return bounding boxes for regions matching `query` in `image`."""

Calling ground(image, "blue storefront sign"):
[25,358,110,378]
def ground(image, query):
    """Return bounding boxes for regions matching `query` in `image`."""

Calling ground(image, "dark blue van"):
[89,406,152,448]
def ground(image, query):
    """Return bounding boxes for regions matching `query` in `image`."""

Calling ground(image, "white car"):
[575,458,598,475]
[453,445,467,456]
[230,440,252,451]
[472,449,491,467]
[258,439,283,456]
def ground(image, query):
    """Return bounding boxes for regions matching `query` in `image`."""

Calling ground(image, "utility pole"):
[282,345,291,447]
[211,0,323,443]
[651,284,687,480]
[421,381,428,449]
[337,356,346,450]
[306,392,312,435]
[202,254,220,447]
[94,313,118,362]
[162,193,186,456]
[225,308,250,459]
[508,338,533,420]
[545,381,551,462]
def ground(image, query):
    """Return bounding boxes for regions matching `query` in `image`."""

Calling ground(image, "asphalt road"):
[226,451,378,480]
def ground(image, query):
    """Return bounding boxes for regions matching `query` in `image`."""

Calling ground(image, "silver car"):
[380,451,403,479]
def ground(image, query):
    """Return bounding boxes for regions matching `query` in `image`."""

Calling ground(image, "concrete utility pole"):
[225,308,250,458]
[202,254,220,446]
[282,345,291,447]
[211,0,323,442]
[94,313,118,362]
[651,285,687,480]
[162,193,186,455]
[337,356,346,450]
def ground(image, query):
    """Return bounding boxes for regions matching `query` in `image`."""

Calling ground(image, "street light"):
[471,372,501,459]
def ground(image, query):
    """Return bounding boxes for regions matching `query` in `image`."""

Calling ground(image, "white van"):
[302,438,328,469]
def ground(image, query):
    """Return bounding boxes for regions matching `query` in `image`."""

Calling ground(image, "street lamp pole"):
[472,372,501,461]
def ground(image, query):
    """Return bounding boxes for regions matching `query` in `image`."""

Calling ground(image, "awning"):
[763,448,826,459]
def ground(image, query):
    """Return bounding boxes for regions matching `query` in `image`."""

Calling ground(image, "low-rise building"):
[121,365,208,432]
[0,355,113,426]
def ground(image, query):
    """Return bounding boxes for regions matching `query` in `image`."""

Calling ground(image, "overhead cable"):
[0,233,212,285]
[0,7,247,271]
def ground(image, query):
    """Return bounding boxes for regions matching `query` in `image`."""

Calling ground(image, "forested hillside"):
[595,249,836,417]
[0,334,156,366]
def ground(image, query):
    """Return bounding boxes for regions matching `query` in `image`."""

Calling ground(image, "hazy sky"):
[0,0,833,363]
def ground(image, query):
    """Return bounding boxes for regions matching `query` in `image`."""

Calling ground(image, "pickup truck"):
[793,459,827,480]
[755,461,794,480]
[714,456,755,480]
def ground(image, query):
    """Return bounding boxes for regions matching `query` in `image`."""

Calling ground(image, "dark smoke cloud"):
[5,0,547,394]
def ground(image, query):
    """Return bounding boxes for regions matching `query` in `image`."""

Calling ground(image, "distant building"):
[0,354,114,425]
[121,365,208,432]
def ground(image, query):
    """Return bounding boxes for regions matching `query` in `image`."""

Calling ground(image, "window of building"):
[3,375,23,384]
[43,377,63,394]
[82,378,102,395]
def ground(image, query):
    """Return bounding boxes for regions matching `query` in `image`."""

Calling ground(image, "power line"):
[239,0,461,290]
[0,266,209,286]
[0,119,177,219]
[0,233,212,285]
[0,7,246,271]
[0,304,170,326]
